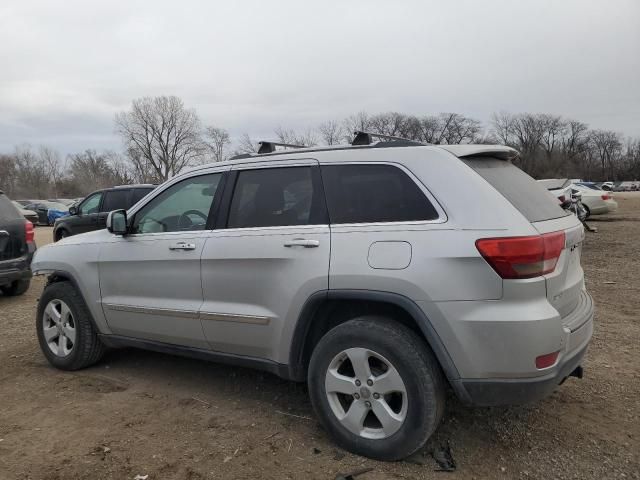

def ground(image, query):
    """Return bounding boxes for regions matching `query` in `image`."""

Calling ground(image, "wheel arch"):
[43,270,108,334]
[288,290,467,400]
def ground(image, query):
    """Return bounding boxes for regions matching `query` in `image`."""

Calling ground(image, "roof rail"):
[351,131,425,146]
[257,141,306,154]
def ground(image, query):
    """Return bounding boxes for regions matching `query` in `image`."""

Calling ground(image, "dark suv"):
[0,190,36,296]
[53,185,155,241]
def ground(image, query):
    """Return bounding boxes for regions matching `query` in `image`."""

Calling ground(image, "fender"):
[289,289,465,396]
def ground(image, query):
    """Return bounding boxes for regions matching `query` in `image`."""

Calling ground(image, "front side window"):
[101,189,130,212]
[79,193,103,215]
[132,174,222,234]
[227,166,323,228]
[321,164,439,224]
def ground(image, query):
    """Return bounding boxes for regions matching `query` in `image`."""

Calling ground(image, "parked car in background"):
[48,198,76,206]
[539,179,617,218]
[12,201,39,225]
[537,179,573,205]
[53,184,156,241]
[0,190,36,296]
[23,201,70,225]
[572,184,618,217]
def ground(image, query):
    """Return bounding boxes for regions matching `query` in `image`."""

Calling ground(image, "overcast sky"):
[1,0,639,156]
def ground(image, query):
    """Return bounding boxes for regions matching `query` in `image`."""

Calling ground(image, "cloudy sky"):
[1,0,638,155]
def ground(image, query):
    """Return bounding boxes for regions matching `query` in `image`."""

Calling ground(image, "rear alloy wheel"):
[325,348,407,440]
[308,317,445,461]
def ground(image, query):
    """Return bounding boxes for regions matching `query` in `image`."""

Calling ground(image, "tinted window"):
[0,194,22,222]
[132,174,221,234]
[79,193,103,215]
[101,189,130,212]
[462,157,568,223]
[131,188,154,205]
[227,167,323,228]
[321,164,438,224]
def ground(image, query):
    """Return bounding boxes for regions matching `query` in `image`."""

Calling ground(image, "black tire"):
[582,204,591,220]
[36,281,105,370]
[308,317,445,461]
[55,229,69,241]
[1,279,31,296]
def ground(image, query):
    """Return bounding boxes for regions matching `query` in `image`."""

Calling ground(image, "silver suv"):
[32,136,594,460]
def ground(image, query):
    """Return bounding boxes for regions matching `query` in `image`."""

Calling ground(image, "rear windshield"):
[0,194,22,222]
[462,157,568,223]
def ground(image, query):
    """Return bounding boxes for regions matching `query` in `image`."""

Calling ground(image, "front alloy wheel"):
[42,299,76,357]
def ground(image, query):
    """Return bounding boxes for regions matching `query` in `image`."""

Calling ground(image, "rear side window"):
[227,167,325,228]
[0,194,22,222]
[131,188,154,206]
[101,189,131,212]
[321,164,439,224]
[462,157,568,223]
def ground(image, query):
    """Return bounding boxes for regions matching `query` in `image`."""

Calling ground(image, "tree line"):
[1,95,638,199]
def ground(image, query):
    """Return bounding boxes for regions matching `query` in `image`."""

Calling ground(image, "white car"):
[572,184,617,216]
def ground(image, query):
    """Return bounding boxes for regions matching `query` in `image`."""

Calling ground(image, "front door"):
[99,172,226,349]
[200,162,330,363]
[74,192,103,233]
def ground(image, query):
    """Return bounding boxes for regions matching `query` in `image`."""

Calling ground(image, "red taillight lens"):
[475,231,566,279]
[558,195,566,203]
[25,220,35,243]
[535,351,560,369]
[601,194,611,200]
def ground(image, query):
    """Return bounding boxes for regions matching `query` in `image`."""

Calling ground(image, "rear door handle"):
[284,238,320,248]
[169,242,196,251]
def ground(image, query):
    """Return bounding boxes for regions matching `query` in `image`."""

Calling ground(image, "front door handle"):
[169,242,196,251]
[284,238,320,248]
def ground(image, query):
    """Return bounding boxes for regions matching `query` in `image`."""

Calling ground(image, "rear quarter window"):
[462,157,568,223]
[321,164,439,224]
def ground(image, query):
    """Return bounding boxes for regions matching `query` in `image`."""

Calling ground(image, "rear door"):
[199,161,330,362]
[98,189,132,229]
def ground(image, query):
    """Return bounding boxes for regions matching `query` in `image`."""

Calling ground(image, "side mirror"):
[107,209,128,235]
[68,206,78,215]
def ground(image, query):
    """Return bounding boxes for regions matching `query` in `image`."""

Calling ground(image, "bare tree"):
[39,146,64,197]
[115,96,204,182]
[589,130,623,179]
[203,126,231,162]
[235,133,258,154]
[274,126,317,146]
[318,120,344,145]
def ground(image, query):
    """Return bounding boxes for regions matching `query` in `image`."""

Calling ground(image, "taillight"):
[558,195,566,203]
[601,194,611,200]
[535,351,560,369]
[475,231,566,279]
[25,220,35,243]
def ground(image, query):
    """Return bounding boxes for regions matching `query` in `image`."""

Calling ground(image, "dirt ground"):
[1,195,639,480]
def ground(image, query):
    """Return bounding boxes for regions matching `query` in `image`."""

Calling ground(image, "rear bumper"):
[454,342,588,406]
[0,246,35,286]
[449,291,594,406]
